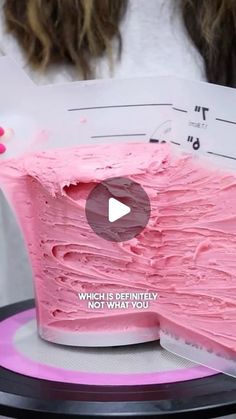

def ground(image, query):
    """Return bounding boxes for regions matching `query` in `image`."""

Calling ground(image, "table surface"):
[0,299,236,418]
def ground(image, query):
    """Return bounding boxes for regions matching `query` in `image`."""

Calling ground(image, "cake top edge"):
[0,142,171,196]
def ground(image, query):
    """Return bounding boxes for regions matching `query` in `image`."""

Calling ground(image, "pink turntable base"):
[0,308,218,386]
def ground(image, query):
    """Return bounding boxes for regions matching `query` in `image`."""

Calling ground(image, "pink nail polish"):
[0,143,6,154]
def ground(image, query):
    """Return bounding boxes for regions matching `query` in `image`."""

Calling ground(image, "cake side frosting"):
[1,142,236,356]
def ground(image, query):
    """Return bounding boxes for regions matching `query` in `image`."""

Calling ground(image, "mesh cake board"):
[1,300,236,418]
[0,305,216,386]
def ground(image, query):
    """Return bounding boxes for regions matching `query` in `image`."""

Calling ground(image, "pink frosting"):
[1,142,236,357]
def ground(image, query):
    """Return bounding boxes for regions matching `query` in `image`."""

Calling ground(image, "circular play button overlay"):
[85,177,150,242]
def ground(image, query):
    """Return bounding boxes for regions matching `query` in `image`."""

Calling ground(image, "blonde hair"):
[4,0,236,86]
[4,0,127,78]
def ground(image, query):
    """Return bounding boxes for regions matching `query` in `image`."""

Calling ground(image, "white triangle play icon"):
[108,198,131,223]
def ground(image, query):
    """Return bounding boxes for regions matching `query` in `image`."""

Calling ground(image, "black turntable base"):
[0,300,236,418]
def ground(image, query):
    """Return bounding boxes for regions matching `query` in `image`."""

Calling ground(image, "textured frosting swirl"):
[1,142,236,358]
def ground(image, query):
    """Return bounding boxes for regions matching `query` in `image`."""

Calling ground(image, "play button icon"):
[108,198,131,223]
[85,177,150,242]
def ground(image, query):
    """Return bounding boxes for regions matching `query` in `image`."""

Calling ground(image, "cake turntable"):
[0,299,236,418]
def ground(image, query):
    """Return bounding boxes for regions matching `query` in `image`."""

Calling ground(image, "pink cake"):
[1,142,236,361]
